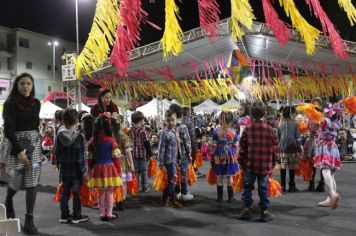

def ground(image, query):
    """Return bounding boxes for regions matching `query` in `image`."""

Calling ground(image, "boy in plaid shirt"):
[238,101,278,222]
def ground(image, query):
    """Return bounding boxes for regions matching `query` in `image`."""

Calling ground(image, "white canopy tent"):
[193,99,220,114]
[220,98,240,111]
[75,103,91,112]
[40,101,62,119]
[170,99,181,106]
[136,98,171,117]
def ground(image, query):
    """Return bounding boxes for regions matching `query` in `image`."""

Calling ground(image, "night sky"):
[0,0,355,46]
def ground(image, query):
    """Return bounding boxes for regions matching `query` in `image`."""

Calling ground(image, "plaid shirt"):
[181,116,197,151]
[129,126,148,159]
[55,133,86,181]
[176,122,191,161]
[157,128,178,166]
[238,121,278,175]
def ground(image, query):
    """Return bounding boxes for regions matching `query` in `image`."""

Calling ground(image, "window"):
[19,37,29,48]
[26,62,33,69]
[55,65,58,71]
[47,65,52,71]
[48,86,52,92]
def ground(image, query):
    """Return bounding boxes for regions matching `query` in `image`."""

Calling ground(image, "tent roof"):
[136,98,171,117]
[40,101,62,119]
[220,98,240,108]
[75,103,91,112]
[193,99,219,114]
[99,19,356,81]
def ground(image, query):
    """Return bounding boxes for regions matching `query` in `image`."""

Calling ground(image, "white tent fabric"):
[193,99,219,114]
[220,99,240,110]
[40,101,62,119]
[136,98,171,117]
[75,103,91,112]
[171,99,181,105]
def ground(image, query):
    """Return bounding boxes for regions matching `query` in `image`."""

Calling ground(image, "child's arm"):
[157,131,166,167]
[270,127,278,168]
[77,135,86,177]
[238,129,248,169]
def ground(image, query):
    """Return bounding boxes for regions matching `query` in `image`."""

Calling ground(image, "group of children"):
[52,97,349,225]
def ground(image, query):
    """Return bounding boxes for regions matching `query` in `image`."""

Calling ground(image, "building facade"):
[0,25,78,100]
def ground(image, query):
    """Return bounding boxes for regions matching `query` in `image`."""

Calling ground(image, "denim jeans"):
[164,163,177,197]
[241,172,270,211]
[175,160,188,195]
[133,158,148,190]
[60,179,82,218]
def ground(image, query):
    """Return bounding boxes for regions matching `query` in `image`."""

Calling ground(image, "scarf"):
[15,94,36,111]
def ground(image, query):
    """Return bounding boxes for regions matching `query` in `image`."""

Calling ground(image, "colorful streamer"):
[161,0,183,60]
[337,0,356,26]
[197,0,221,41]
[231,0,256,42]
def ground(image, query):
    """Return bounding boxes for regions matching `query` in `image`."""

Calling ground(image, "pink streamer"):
[305,0,348,59]
[262,0,289,47]
[197,0,221,41]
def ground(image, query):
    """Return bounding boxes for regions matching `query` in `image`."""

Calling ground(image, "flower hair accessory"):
[100,112,112,120]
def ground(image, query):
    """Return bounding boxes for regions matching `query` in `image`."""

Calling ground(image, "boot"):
[24,214,38,235]
[165,197,182,208]
[315,180,325,192]
[161,192,168,205]
[5,197,15,219]
[227,186,234,203]
[216,186,223,203]
[288,170,299,192]
[280,169,287,192]
[288,183,299,192]
[308,180,315,192]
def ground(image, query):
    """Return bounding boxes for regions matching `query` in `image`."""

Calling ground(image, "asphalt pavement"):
[1,162,355,236]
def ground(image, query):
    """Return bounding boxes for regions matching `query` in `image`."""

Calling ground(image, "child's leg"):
[280,169,287,190]
[319,169,334,206]
[241,172,256,209]
[141,158,149,190]
[216,175,224,202]
[60,181,71,217]
[105,188,114,217]
[331,171,337,193]
[257,174,270,211]
[98,189,106,216]
[71,180,82,218]
[122,182,127,200]
[227,176,234,202]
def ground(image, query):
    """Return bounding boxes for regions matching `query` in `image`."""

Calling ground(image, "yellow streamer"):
[279,0,321,55]
[161,0,183,60]
[230,0,256,42]
[74,0,120,79]
[338,0,356,26]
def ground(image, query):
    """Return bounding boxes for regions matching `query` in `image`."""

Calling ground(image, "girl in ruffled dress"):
[211,111,239,203]
[314,106,342,209]
[87,114,122,221]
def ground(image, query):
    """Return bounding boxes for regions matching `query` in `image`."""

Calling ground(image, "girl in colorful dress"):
[211,111,239,203]
[237,104,251,137]
[87,114,122,221]
[111,117,135,211]
[314,105,342,209]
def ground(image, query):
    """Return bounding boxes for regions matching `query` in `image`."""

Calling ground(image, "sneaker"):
[72,214,89,224]
[181,193,194,201]
[141,187,150,193]
[318,197,332,207]
[260,210,274,222]
[59,215,72,224]
[176,192,182,200]
[165,197,183,208]
[238,208,252,221]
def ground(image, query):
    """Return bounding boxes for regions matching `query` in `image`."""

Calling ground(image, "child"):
[314,105,342,209]
[238,101,278,222]
[201,136,211,161]
[55,108,89,224]
[87,113,122,221]
[211,111,239,203]
[158,109,182,208]
[129,111,152,192]
[111,117,135,211]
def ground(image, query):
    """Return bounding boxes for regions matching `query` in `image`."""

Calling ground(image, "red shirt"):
[238,121,278,175]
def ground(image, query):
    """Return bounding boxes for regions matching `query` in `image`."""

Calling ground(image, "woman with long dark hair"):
[90,89,119,117]
[1,73,41,234]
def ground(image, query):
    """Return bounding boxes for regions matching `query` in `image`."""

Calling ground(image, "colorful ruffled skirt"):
[314,140,341,170]
[87,163,122,189]
[213,153,238,176]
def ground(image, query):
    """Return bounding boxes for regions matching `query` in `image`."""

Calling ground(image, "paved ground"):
[1,162,355,236]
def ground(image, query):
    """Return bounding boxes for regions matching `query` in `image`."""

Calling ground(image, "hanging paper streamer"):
[338,0,356,26]
[279,0,320,55]
[296,159,314,182]
[305,0,348,59]
[206,167,218,185]
[268,176,282,197]
[161,0,183,60]
[342,96,356,114]
[230,0,256,42]
[197,0,221,41]
[193,152,204,169]
[73,0,120,79]
[127,173,139,195]
[262,0,289,47]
